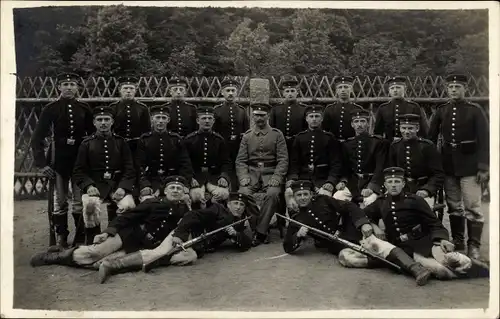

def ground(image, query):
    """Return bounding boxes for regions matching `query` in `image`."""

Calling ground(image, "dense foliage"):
[14,6,488,77]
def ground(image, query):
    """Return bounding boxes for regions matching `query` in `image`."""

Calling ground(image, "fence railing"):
[14,75,489,199]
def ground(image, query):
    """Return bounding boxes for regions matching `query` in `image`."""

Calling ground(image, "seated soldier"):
[388,114,444,209]
[30,176,197,284]
[336,109,389,208]
[72,106,137,245]
[340,167,489,281]
[184,105,231,208]
[283,180,434,286]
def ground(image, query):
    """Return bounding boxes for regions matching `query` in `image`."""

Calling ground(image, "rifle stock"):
[47,134,56,246]
[275,213,402,272]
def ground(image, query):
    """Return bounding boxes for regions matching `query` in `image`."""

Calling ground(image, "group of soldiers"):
[29,72,490,287]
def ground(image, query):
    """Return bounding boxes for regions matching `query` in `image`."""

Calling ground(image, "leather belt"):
[406,176,428,182]
[398,224,422,243]
[356,173,374,178]
[307,163,328,172]
[249,161,276,168]
[125,137,141,142]
[444,140,476,149]
[230,135,240,141]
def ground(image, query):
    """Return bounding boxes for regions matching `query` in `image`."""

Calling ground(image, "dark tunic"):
[162,100,198,137]
[213,102,250,163]
[374,99,428,141]
[322,101,365,141]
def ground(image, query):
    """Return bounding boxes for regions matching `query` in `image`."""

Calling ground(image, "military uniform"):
[31,72,94,245]
[428,74,490,256]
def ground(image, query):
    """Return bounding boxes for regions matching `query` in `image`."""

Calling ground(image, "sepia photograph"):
[1,1,498,318]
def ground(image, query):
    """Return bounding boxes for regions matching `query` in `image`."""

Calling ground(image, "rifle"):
[142,215,251,273]
[275,213,402,272]
[46,133,56,246]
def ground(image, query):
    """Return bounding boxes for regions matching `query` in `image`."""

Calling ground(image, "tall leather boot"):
[449,215,466,252]
[386,247,432,286]
[30,247,77,267]
[107,202,118,223]
[49,213,69,252]
[84,226,102,246]
[99,251,144,284]
[467,220,484,260]
[72,213,85,247]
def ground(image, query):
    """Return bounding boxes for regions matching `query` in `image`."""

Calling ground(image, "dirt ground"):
[11,200,491,311]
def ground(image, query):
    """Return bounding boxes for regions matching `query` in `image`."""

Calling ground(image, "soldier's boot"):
[142,254,174,273]
[445,252,490,278]
[466,220,484,260]
[449,215,466,252]
[48,213,69,252]
[99,252,144,284]
[84,226,102,246]
[386,247,432,286]
[72,213,85,247]
[30,247,77,267]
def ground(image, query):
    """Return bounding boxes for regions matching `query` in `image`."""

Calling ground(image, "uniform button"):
[453,113,456,116]
[452,123,455,126]
[396,228,400,232]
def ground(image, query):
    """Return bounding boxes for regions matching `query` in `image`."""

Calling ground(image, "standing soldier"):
[428,74,489,259]
[323,76,365,142]
[135,105,193,199]
[236,103,288,246]
[184,105,232,208]
[287,105,342,198]
[269,77,307,156]
[31,72,94,249]
[337,109,389,207]
[214,78,250,191]
[389,114,445,208]
[374,76,428,141]
[72,106,136,244]
[161,76,197,137]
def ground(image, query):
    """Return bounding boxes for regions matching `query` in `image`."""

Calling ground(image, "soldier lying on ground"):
[340,167,489,281]
[30,176,196,283]
[282,180,434,286]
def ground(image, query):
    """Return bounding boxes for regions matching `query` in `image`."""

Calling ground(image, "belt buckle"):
[257,162,264,169]
[146,233,154,241]
[201,167,209,172]
[67,138,75,145]
[308,164,314,172]
[230,135,238,141]
[406,177,414,182]
[157,169,165,175]
[103,172,112,180]
[400,233,409,242]
[356,173,363,178]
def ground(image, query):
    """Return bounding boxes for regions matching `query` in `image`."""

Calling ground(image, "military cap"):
[196,105,215,115]
[445,74,468,85]
[150,104,171,115]
[93,105,115,118]
[305,104,324,115]
[228,192,250,204]
[220,78,241,89]
[118,76,139,86]
[398,114,421,125]
[280,76,299,89]
[387,76,408,87]
[291,180,314,193]
[334,76,354,86]
[56,72,80,85]
[164,175,187,187]
[383,167,405,179]
[169,76,188,87]
[351,108,370,120]
[251,103,271,114]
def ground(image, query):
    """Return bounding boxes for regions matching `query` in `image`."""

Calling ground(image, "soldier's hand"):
[87,186,100,197]
[296,226,308,238]
[225,226,237,236]
[335,182,346,190]
[112,188,126,201]
[182,194,192,210]
[371,223,386,240]
[361,188,374,197]
[285,180,295,189]
[93,233,109,244]
[476,170,489,184]
[40,166,56,179]
[171,236,184,247]
[439,239,455,253]
[240,178,251,187]
[217,178,229,188]
[140,187,153,197]
[268,177,280,187]
[360,224,374,238]
[321,183,334,192]
[191,179,200,188]
[416,190,429,198]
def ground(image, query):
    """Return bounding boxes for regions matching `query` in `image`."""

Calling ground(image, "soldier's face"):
[58,81,78,99]
[252,112,269,127]
[294,190,313,207]
[93,115,114,133]
[389,84,405,98]
[336,84,353,99]
[282,87,298,100]
[400,123,419,140]
[164,183,185,201]
[222,86,238,101]
[227,200,245,217]
[384,177,405,196]
[351,118,369,134]
[447,83,466,99]
[151,113,169,131]
[119,84,137,100]
[170,85,187,99]
[306,112,323,128]
[197,114,215,130]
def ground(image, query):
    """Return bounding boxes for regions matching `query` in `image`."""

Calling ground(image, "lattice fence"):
[14,75,489,199]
